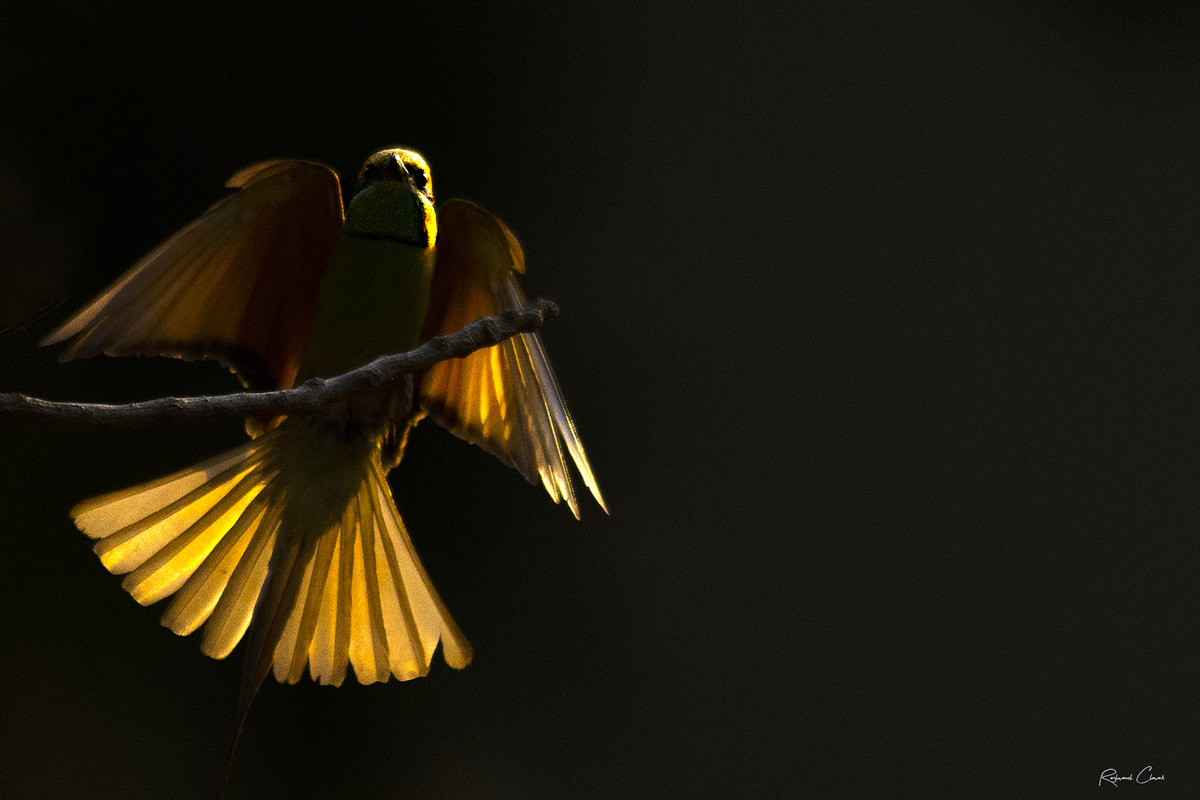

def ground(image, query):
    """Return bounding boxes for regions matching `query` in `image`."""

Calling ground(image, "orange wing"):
[417,199,605,518]
[42,160,345,391]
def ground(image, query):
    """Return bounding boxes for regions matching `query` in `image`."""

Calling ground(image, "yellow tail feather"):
[71,419,473,685]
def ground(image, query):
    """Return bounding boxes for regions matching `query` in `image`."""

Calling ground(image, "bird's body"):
[299,233,433,382]
[299,165,436,384]
[42,148,603,708]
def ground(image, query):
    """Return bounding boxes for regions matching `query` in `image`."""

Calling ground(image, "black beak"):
[354,153,412,194]
[380,153,408,182]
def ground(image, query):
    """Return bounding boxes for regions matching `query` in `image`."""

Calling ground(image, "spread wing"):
[42,160,345,391]
[417,198,605,518]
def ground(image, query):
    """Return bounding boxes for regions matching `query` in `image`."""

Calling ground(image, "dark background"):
[3,1,1199,797]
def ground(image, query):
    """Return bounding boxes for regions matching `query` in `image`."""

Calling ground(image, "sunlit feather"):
[420,198,605,517]
[42,161,343,390]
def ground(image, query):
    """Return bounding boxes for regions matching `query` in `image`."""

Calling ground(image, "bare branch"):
[0,297,66,341]
[0,299,559,430]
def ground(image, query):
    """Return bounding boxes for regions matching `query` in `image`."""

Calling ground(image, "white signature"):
[1098,766,1165,787]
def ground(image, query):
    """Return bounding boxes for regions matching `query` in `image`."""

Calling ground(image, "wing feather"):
[418,198,605,517]
[42,160,344,390]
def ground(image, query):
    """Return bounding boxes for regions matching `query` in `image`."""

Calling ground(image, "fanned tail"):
[72,420,473,689]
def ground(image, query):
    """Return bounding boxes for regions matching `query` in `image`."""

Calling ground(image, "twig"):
[0,297,66,341]
[0,299,559,430]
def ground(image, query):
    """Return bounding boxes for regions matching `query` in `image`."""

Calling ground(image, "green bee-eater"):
[41,148,605,715]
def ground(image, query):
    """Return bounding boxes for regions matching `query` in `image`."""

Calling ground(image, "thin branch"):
[0,299,559,430]
[0,297,66,341]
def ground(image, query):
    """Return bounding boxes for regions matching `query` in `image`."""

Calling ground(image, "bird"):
[41,148,606,721]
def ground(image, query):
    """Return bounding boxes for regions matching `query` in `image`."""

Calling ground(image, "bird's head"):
[354,148,434,200]
[346,148,437,246]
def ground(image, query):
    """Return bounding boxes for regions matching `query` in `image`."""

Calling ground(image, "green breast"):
[295,176,437,383]
[295,233,434,383]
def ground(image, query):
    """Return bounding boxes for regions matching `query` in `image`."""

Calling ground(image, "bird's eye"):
[409,167,427,190]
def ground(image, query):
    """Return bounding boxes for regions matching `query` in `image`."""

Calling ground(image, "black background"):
[3,1,1200,797]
